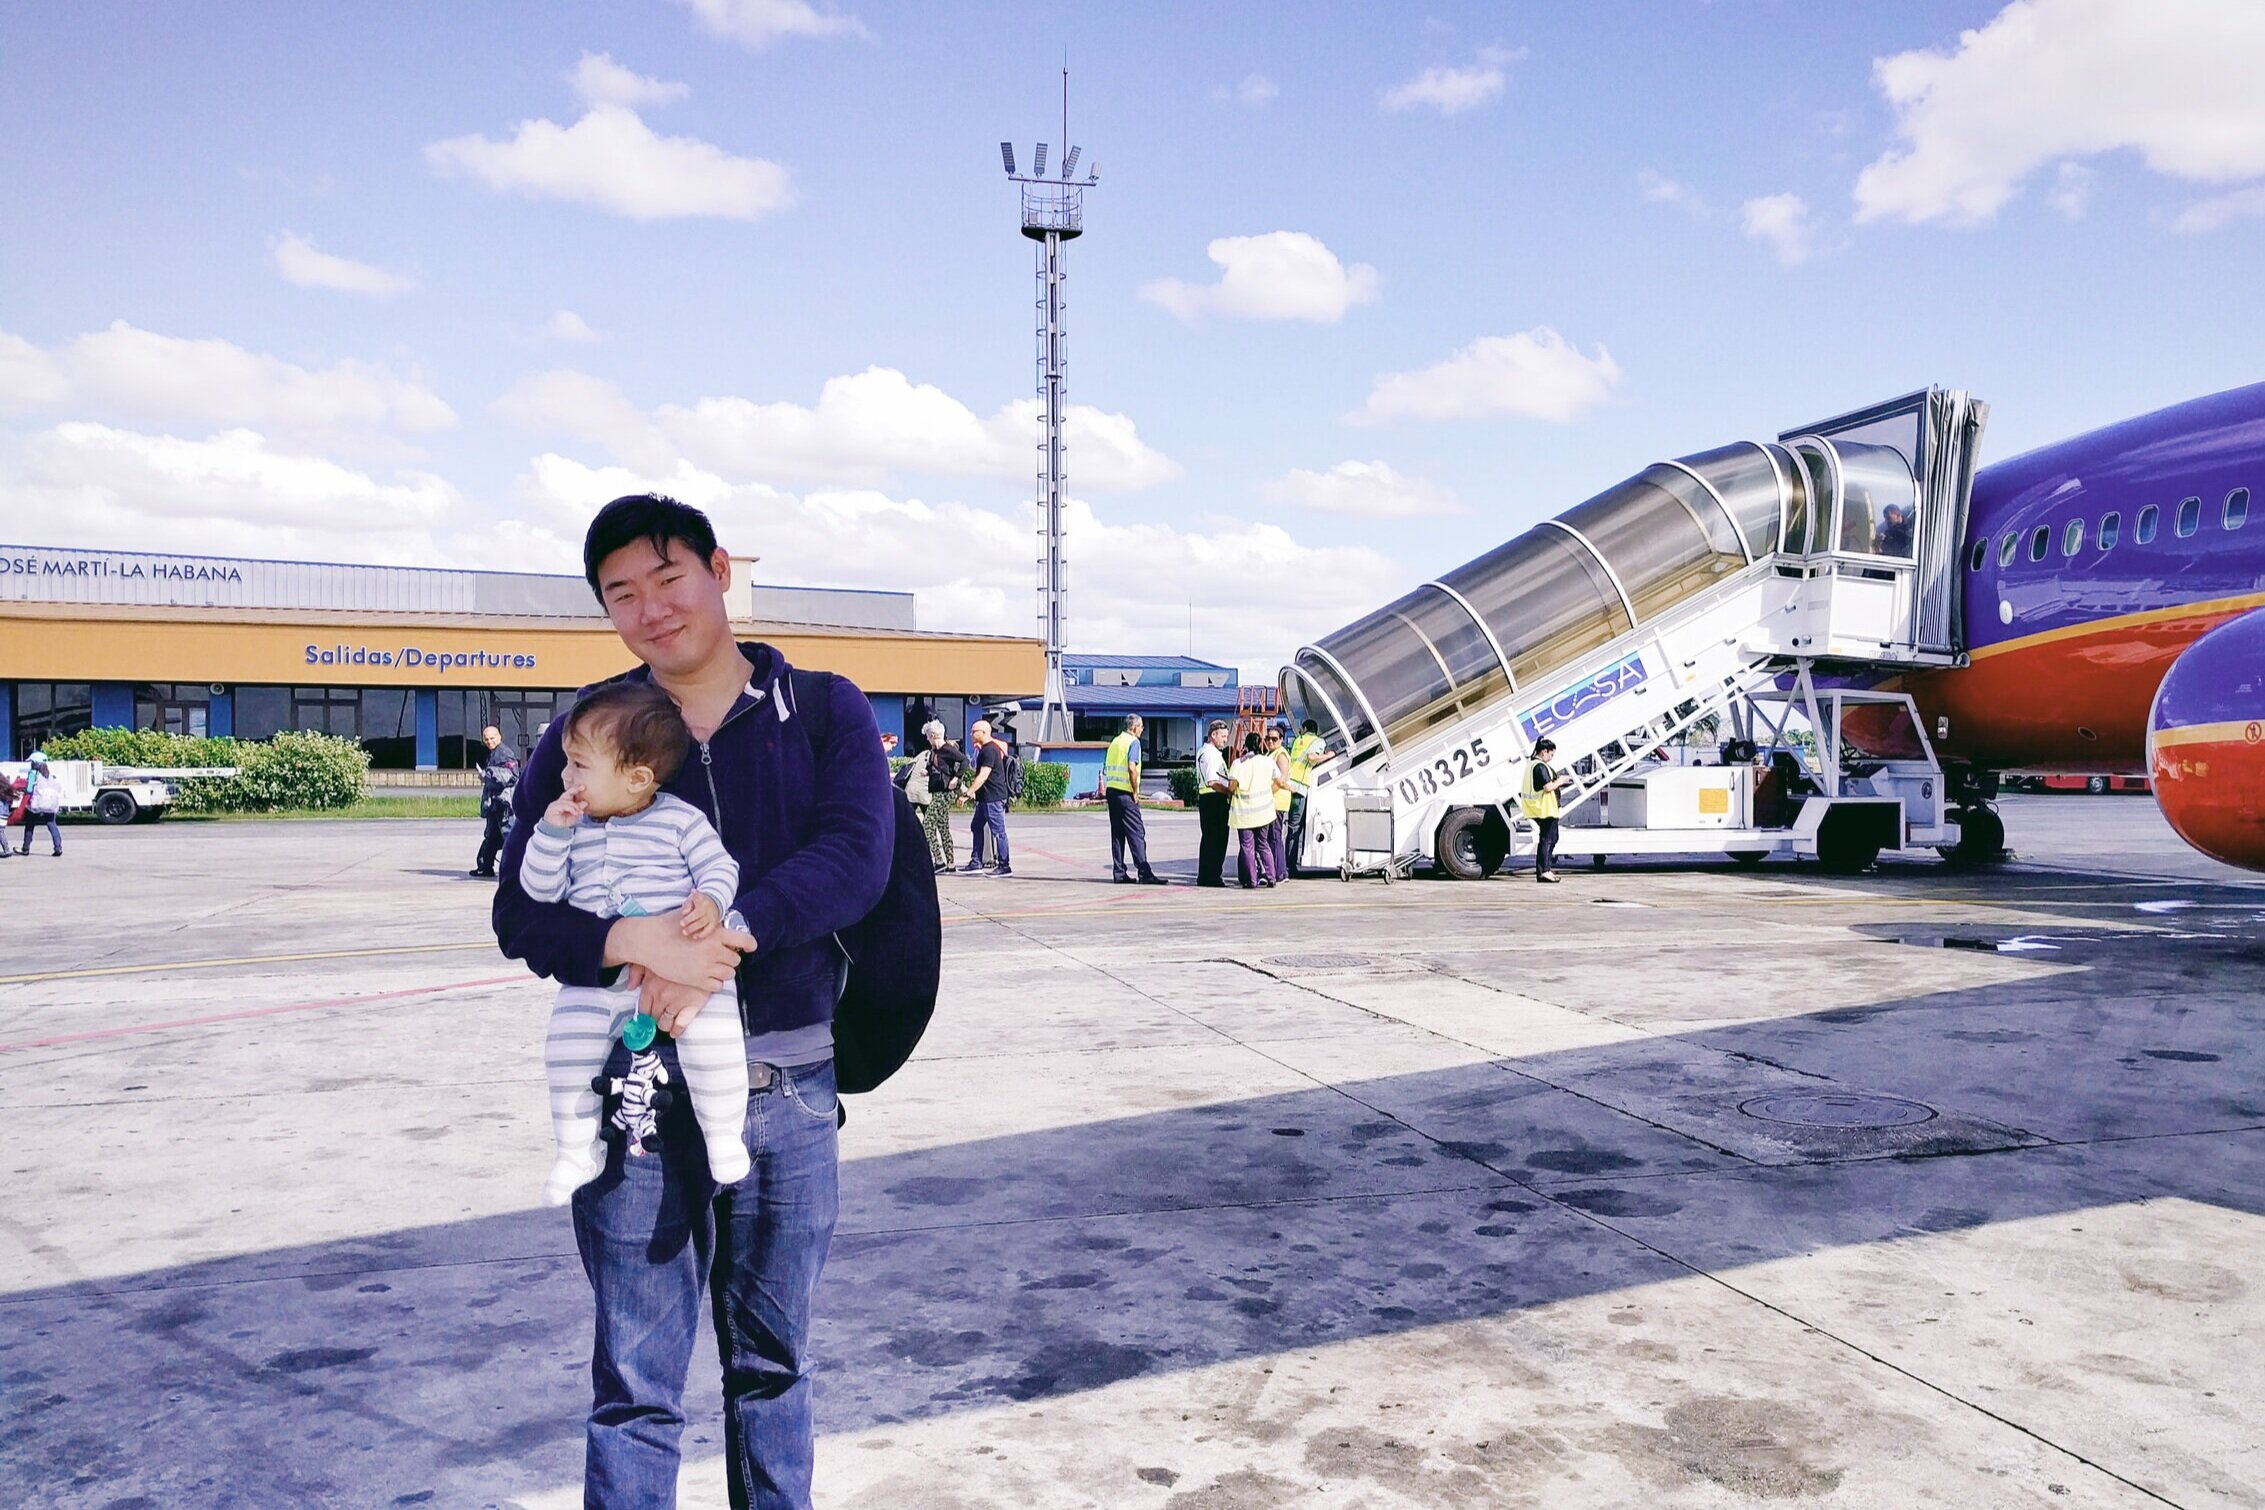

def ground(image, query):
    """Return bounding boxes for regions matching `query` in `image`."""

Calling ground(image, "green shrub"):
[43,727,242,769]
[1016,761,1069,809]
[227,731,371,812]
[43,728,248,813]
[1167,766,1202,805]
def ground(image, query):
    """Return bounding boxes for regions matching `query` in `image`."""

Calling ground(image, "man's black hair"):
[1301,719,1318,733]
[583,494,720,602]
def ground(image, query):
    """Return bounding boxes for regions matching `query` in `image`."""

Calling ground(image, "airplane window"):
[2062,519,2085,556]
[2135,505,2159,544]
[2028,525,2050,562]
[1969,539,1987,572]
[2099,511,2121,550]
[2226,488,2249,530]
[1998,531,2018,567]
[2176,496,2201,537]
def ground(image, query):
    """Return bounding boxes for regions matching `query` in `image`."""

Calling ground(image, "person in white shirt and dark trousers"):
[1194,720,1233,888]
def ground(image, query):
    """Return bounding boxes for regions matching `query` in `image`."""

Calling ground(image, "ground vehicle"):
[0,759,217,824]
[1283,388,1986,877]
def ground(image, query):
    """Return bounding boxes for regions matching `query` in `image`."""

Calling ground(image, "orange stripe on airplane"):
[1967,590,2265,663]
[2150,719,2265,751]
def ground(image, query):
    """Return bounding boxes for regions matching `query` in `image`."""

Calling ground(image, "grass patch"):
[180,795,482,821]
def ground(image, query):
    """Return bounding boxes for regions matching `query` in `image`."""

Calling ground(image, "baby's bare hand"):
[544,785,587,828]
[679,894,720,939]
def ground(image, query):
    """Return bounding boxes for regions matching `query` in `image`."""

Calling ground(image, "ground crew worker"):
[1195,720,1234,888]
[1284,719,1333,875]
[1103,715,1164,884]
[1520,737,1570,884]
[469,725,519,878]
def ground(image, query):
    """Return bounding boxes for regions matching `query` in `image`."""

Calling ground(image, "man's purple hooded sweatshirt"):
[492,642,893,1033]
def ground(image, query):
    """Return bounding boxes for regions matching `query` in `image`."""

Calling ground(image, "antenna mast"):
[998,72,1100,743]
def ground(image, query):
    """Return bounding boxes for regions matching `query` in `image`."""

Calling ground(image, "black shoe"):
[959,863,986,873]
[469,867,496,878]
[1138,874,1168,885]
[1197,879,1225,888]
[1113,874,1133,884]
[993,868,1014,877]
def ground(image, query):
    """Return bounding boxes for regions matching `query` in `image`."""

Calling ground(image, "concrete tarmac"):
[0,795,2258,1508]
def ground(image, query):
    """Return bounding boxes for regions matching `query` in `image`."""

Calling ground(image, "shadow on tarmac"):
[2,887,2260,1504]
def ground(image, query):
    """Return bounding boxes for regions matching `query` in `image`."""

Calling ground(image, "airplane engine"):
[2148,606,2265,870]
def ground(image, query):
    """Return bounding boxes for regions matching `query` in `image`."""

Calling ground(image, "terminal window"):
[11,682,91,759]
[437,688,576,768]
[232,685,419,767]
[133,683,212,739]
[906,695,976,744]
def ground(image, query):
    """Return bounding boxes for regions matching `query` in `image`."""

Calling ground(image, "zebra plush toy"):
[593,1042,677,1156]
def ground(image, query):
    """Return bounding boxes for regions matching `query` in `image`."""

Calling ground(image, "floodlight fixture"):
[1000,142,1016,175]
[1032,143,1048,177]
[1060,146,1080,179]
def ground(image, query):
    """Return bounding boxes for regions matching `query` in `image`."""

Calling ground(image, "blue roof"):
[1062,653,1234,672]
[1064,685,1243,712]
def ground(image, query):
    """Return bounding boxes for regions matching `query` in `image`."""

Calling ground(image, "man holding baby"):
[493,494,892,1510]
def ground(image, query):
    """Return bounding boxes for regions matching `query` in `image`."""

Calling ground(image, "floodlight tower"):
[1000,71,1098,743]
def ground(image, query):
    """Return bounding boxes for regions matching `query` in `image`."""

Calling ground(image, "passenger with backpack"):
[959,716,1015,876]
[904,720,966,872]
[492,494,936,1510]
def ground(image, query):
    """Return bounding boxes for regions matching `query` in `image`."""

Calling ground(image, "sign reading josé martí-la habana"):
[2,549,245,586]
[0,543,585,617]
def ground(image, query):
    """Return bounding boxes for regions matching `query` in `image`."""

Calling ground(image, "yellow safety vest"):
[1287,732,1323,789]
[1519,759,1561,820]
[1103,732,1139,793]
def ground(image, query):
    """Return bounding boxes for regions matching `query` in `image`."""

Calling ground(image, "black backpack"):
[780,670,941,1095]
[1000,746,1026,802]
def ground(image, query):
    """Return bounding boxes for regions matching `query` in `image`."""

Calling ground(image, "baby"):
[518,680,751,1203]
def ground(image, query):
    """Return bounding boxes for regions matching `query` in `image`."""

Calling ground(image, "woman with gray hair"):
[912,719,967,872]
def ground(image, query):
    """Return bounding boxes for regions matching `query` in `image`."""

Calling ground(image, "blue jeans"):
[969,799,1010,869]
[572,1059,840,1510]
[18,810,59,853]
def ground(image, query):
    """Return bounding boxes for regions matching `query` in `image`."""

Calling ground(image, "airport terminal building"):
[0,544,1043,767]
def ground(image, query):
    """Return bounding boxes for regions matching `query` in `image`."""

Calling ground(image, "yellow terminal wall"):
[0,610,1044,696]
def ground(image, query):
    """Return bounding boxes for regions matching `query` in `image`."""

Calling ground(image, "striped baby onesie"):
[519,791,752,1202]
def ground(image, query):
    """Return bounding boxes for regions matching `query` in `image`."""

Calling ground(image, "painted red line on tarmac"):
[0,975,527,1053]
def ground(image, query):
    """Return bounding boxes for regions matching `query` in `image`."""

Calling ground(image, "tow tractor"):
[1283,386,1995,878]
[1,760,235,824]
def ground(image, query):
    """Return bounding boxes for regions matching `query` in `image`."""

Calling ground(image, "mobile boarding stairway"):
[1286,388,1991,879]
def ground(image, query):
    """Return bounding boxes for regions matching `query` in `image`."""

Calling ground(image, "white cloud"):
[1140,232,1380,324]
[1379,46,1523,115]
[1637,170,1709,218]
[1350,328,1621,426]
[1854,0,2265,225]
[685,0,867,47]
[1212,73,1279,107]
[19,423,456,528]
[0,321,454,438]
[0,422,575,577]
[1741,193,1816,266]
[272,233,417,296]
[426,104,793,221]
[1260,460,1463,519]
[2173,183,2265,233]
[569,53,690,109]
[545,310,602,342]
[494,364,1180,492]
[516,453,1401,684]
[2047,161,2094,219]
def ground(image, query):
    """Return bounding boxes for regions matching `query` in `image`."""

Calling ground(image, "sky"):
[4,0,2263,683]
